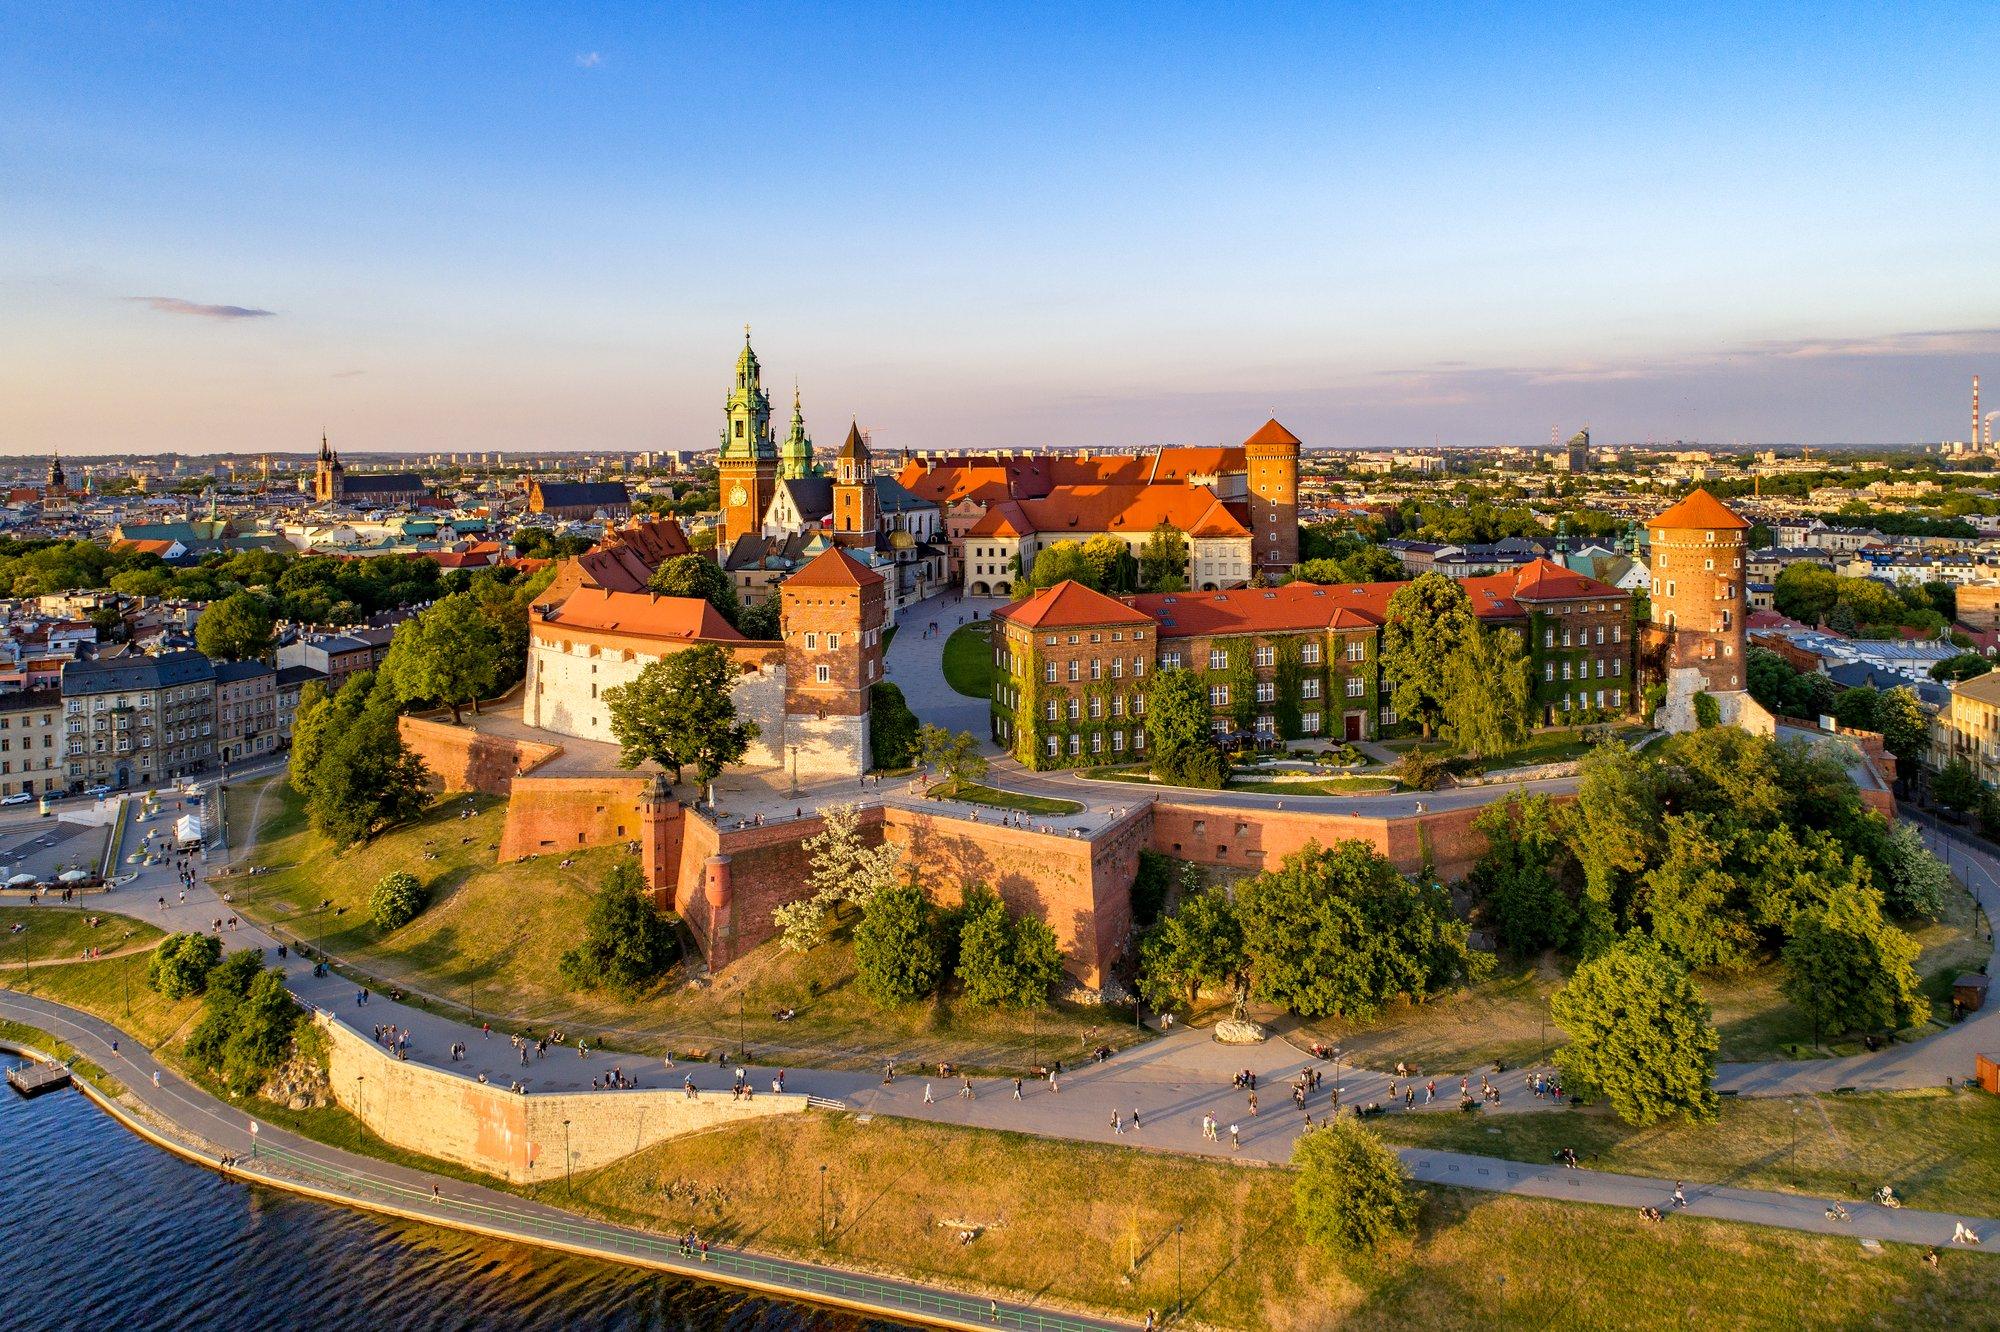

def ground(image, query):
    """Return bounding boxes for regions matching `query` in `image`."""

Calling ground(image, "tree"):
[185,956,303,1094]
[955,886,1065,1007]
[869,682,920,770]
[1080,534,1137,593]
[368,871,427,932]
[1930,652,1992,684]
[852,882,944,1004]
[1934,756,1985,815]
[1236,840,1484,1019]
[604,644,757,789]
[913,725,989,795]
[1440,627,1530,758]
[1549,934,1719,1126]
[1380,572,1476,738]
[1147,667,1227,788]
[1138,523,1188,592]
[772,802,905,951]
[1742,825,1870,934]
[1774,562,1839,625]
[194,590,275,661]
[147,931,222,999]
[1291,1118,1419,1255]
[287,680,331,800]
[1560,743,1659,952]
[1023,541,1097,594]
[1878,821,1949,921]
[1874,687,1929,766]
[379,592,505,723]
[738,595,782,641]
[1469,794,1573,954]
[305,695,431,845]
[1832,686,1880,732]
[1641,816,1755,970]
[1781,891,1930,1044]
[647,553,741,628]
[558,860,680,994]
[1136,889,1245,1012]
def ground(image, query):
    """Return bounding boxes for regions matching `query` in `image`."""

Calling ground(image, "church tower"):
[1644,488,1749,730]
[717,329,779,556]
[43,453,66,511]
[313,433,345,503]
[778,385,816,481]
[1242,419,1301,576]
[832,421,877,548]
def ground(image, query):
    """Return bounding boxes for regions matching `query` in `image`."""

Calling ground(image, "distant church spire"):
[779,380,816,480]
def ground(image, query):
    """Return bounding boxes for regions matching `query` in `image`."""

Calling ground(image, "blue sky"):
[3,3,1997,454]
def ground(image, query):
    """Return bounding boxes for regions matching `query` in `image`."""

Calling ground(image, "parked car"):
[84,784,112,799]
[0,792,33,806]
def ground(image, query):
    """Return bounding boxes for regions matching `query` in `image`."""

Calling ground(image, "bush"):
[1398,750,1449,791]
[1130,850,1175,927]
[1292,1118,1419,1255]
[147,932,223,999]
[955,885,1065,1007]
[853,882,943,1004]
[1692,691,1721,728]
[559,860,680,995]
[184,953,303,1094]
[368,871,427,932]
[869,682,921,770]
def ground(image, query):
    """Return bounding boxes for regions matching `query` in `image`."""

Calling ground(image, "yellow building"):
[1937,671,2000,787]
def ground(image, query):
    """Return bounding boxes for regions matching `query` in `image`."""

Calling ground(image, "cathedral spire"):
[779,380,815,480]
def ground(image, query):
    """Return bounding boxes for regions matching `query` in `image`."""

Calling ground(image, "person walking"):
[1672,1182,1688,1209]
[923,1082,935,1105]
[1013,1078,1023,1100]
[1229,1123,1240,1151]
[1112,1111,1123,1135]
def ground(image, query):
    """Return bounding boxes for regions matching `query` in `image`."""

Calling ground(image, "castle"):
[1642,488,1750,731]
[524,518,885,779]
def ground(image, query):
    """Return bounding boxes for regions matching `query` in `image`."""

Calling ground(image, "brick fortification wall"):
[399,715,561,795]
[1149,799,1490,883]
[494,776,653,862]
[317,1012,804,1183]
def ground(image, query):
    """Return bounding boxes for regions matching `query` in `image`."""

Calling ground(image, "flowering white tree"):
[773,803,905,952]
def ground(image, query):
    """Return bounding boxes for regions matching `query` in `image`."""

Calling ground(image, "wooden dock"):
[6,1060,72,1097]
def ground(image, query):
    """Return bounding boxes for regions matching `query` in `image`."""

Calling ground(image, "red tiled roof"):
[995,580,1153,630]
[539,588,745,642]
[1242,419,1302,447]
[785,546,884,589]
[1127,582,1401,638]
[1460,559,1623,618]
[1014,486,1249,539]
[1650,488,1749,531]
[966,501,1030,538]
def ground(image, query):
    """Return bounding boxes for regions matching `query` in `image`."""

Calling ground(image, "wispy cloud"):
[331,369,367,378]
[575,51,603,68]
[1745,327,2000,360]
[126,296,276,320]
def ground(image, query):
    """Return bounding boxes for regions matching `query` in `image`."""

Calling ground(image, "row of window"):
[1042,693,1147,723]
[1158,640,1366,671]
[1207,677,1368,706]
[1545,658,1625,682]
[1044,728,1147,759]
[1543,624,1623,648]
[1040,656,1148,683]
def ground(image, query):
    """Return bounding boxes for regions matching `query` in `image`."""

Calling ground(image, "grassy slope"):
[2,949,203,1051]
[1373,1086,2000,1216]
[556,1111,2000,1331]
[228,781,1140,1071]
[940,623,993,699]
[0,905,163,963]
[942,783,1083,816]
[1298,869,1987,1068]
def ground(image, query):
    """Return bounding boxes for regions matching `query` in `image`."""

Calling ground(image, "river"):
[2,1081,909,1331]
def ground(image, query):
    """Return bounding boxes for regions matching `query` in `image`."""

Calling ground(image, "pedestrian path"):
[0,989,1123,1332]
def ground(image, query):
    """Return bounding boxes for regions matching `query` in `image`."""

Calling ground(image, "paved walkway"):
[1718,806,1999,1095]
[0,990,1123,1332]
[882,591,1011,746]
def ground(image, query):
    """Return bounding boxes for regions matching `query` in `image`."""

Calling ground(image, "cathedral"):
[312,434,433,507]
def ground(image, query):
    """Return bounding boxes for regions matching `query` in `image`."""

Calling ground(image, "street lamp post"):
[1175,1223,1183,1321]
[789,746,799,798]
[818,1162,827,1245]
[564,1118,573,1192]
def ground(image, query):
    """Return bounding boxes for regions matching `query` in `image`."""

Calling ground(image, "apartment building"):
[60,650,216,792]
[0,689,65,797]
[214,659,278,765]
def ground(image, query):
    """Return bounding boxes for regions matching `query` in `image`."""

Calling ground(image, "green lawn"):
[223,781,1141,1072]
[1372,1086,2000,1217]
[1483,723,1648,769]
[935,783,1083,816]
[1227,775,1400,796]
[1,948,203,1052]
[940,623,993,699]
[0,906,162,965]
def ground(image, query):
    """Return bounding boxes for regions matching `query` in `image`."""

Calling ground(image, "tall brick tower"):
[1645,487,1749,730]
[779,546,885,776]
[1242,418,1301,576]
[717,329,779,557]
[831,420,878,548]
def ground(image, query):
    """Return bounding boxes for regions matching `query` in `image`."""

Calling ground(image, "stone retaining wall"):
[318,1012,805,1183]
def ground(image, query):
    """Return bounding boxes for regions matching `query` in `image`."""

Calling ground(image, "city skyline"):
[4,4,1998,454]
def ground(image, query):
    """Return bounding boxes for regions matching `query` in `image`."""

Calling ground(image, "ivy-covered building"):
[991,558,1632,769]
